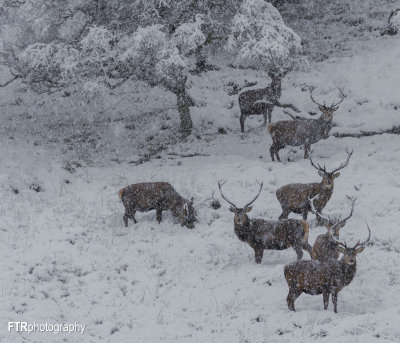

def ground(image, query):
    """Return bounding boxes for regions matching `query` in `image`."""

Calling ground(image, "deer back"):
[251,219,307,249]
[276,182,323,210]
[119,182,184,212]
[239,87,276,112]
[311,234,340,262]
[269,116,331,147]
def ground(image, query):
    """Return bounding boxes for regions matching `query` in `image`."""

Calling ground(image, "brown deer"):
[310,195,356,262]
[268,86,345,161]
[238,68,291,132]
[276,148,353,224]
[284,224,371,312]
[118,182,196,229]
[218,181,312,263]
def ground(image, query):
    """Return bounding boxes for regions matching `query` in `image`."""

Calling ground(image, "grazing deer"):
[284,224,371,312]
[268,86,346,161]
[238,68,291,132]
[310,195,356,262]
[276,148,353,224]
[218,181,312,263]
[118,182,196,229]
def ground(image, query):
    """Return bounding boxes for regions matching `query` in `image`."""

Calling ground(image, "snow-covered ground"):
[1,31,400,343]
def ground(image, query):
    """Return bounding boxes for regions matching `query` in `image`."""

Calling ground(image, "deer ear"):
[318,105,325,112]
[332,106,339,112]
[355,246,365,255]
[318,171,325,177]
[333,172,340,179]
[244,206,252,213]
[229,207,236,213]
[337,246,346,254]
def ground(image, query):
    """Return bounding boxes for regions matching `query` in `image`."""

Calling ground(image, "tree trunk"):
[174,84,193,136]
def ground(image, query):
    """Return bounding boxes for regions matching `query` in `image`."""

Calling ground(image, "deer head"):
[218,181,263,226]
[310,195,356,239]
[332,223,371,265]
[268,66,292,83]
[309,147,353,191]
[174,197,196,228]
[309,86,346,123]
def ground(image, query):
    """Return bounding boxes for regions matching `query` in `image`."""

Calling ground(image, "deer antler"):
[217,181,237,209]
[243,181,264,209]
[330,230,347,249]
[353,222,372,249]
[329,195,356,234]
[308,195,331,224]
[331,147,353,174]
[330,86,346,108]
[309,153,327,173]
[309,86,326,108]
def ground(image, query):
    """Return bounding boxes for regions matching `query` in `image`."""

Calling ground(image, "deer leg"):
[322,290,330,310]
[304,144,311,159]
[294,245,303,260]
[302,207,308,221]
[123,213,129,227]
[268,107,272,124]
[270,144,275,162]
[254,247,264,264]
[156,208,162,223]
[302,242,313,256]
[332,290,339,313]
[279,207,290,220]
[240,114,246,133]
[287,288,301,311]
[263,111,267,125]
[275,148,281,162]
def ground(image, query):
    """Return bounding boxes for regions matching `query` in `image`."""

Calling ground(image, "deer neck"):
[317,115,333,137]
[269,80,282,98]
[338,260,357,288]
[234,217,252,242]
[313,185,333,209]
[319,182,334,198]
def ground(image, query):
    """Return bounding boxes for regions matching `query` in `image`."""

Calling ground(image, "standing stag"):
[276,148,353,224]
[238,68,291,132]
[218,181,312,263]
[268,86,346,161]
[284,224,371,312]
[310,195,356,262]
[118,182,197,228]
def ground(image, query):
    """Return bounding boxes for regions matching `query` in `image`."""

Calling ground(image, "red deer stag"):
[268,86,346,161]
[218,181,312,263]
[276,148,353,224]
[284,224,371,312]
[239,68,291,132]
[310,195,356,262]
[118,182,196,229]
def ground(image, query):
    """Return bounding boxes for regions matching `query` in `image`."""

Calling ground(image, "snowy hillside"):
[1,3,400,343]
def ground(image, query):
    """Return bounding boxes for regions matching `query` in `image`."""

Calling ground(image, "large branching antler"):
[331,147,353,174]
[330,231,347,249]
[331,220,371,250]
[329,195,356,234]
[309,86,326,108]
[243,181,264,209]
[353,222,372,249]
[330,86,346,108]
[308,195,331,225]
[217,181,237,209]
[309,153,327,173]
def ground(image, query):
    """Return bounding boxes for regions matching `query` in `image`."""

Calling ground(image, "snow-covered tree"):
[0,1,208,135]
[227,0,302,72]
